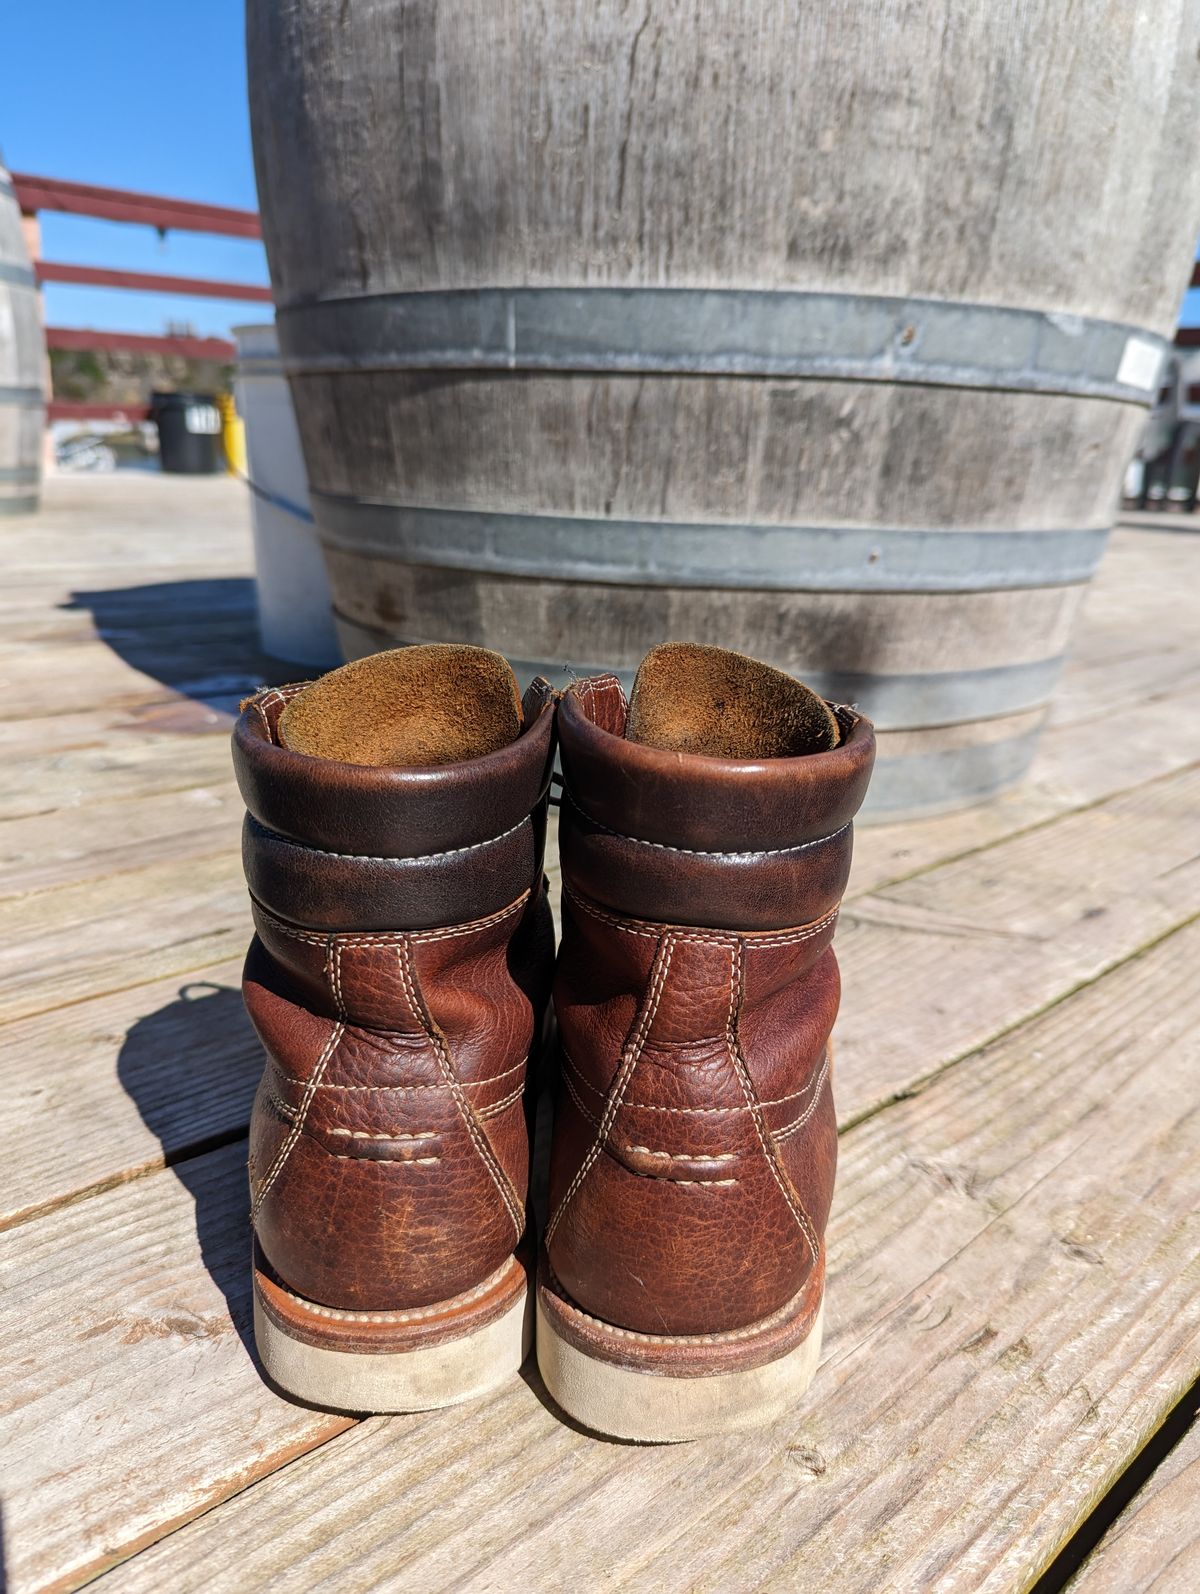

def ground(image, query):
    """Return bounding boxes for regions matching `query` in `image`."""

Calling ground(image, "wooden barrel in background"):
[247,2,1200,819]
[0,164,43,515]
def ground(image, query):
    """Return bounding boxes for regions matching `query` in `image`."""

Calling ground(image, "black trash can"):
[152,391,223,474]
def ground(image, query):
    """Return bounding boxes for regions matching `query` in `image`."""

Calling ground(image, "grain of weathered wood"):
[0,783,242,898]
[1068,1405,1200,1593]
[0,853,249,1022]
[0,721,233,820]
[88,917,1200,1593]
[847,684,1200,898]
[835,761,1200,1119]
[1,477,1195,1591]
[249,2,1200,811]
[249,2,1200,323]
[0,1140,352,1594]
[0,964,254,1232]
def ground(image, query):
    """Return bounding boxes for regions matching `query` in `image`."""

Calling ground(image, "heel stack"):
[254,1247,532,1413]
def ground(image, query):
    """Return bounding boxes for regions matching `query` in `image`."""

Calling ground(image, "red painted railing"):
[11,174,261,239]
[14,174,267,421]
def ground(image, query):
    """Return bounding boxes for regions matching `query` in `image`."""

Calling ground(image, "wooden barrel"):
[0,165,43,515]
[247,3,1200,819]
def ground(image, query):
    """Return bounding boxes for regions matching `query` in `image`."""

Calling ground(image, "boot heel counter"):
[548,900,838,1338]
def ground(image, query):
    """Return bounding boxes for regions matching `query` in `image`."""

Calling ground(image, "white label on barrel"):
[1117,337,1163,392]
[185,404,221,434]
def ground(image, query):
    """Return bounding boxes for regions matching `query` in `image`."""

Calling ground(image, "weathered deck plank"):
[0,1141,353,1594]
[1068,1402,1200,1593]
[0,479,1195,1593]
[77,916,1200,1593]
[0,852,250,1023]
[0,966,252,1232]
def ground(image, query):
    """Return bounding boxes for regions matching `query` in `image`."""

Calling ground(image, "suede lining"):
[626,643,840,759]
[278,644,524,767]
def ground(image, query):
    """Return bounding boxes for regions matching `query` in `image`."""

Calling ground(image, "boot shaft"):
[232,648,556,1317]
[546,648,875,1340]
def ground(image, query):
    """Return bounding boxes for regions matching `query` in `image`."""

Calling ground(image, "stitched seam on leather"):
[563,1044,822,1116]
[253,940,346,1221]
[269,1055,526,1095]
[545,932,676,1249]
[621,1146,737,1162]
[248,815,529,866]
[726,942,820,1264]
[564,885,839,948]
[327,1128,437,1141]
[545,1263,816,1346]
[627,1173,737,1186]
[267,1255,520,1323]
[329,936,345,1016]
[264,1087,296,1122]
[327,1153,441,1164]
[396,939,524,1237]
[248,682,306,741]
[573,674,626,711]
[562,1066,600,1128]
[254,891,530,948]
[252,1019,345,1217]
[773,1054,831,1143]
[478,1081,525,1119]
[564,789,849,860]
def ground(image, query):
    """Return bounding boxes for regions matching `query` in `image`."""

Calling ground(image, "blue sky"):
[1,4,268,337]
[3,9,1198,339]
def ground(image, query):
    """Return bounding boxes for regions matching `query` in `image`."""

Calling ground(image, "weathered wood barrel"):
[247,3,1200,818]
[0,164,43,515]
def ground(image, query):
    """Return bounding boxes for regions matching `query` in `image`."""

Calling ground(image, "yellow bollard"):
[217,391,247,477]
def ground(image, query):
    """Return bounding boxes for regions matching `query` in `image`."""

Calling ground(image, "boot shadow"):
[116,980,261,1359]
[63,579,298,718]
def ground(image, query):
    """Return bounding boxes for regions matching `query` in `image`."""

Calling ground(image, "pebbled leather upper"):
[546,674,875,1337]
[233,678,556,1312]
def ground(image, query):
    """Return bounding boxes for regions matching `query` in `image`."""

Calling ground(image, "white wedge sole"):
[253,1251,533,1413]
[536,1295,824,1443]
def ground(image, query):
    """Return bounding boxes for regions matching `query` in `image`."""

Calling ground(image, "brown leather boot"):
[537,644,875,1440]
[231,646,556,1411]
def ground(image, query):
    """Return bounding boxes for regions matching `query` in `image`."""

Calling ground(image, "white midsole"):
[255,1283,532,1413]
[536,1295,824,1442]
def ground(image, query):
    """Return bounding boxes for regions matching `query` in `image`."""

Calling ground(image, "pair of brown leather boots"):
[233,642,874,1442]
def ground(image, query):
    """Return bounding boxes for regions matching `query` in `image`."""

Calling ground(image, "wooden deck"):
[2,473,1198,1593]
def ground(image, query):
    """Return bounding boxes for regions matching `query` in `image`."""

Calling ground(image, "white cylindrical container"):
[234,322,341,668]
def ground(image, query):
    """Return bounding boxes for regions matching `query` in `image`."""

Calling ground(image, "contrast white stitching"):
[564,886,839,949]
[562,1066,600,1128]
[562,1045,825,1119]
[327,1128,436,1141]
[270,1256,519,1323]
[252,1018,345,1218]
[253,940,346,1220]
[268,1055,526,1095]
[478,1081,525,1119]
[545,1263,817,1346]
[327,1154,441,1165]
[621,1145,737,1163]
[773,1054,831,1143]
[249,815,529,866]
[725,943,820,1264]
[564,789,849,860]
[545,932,677,1248]
[397,940,525,1236]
